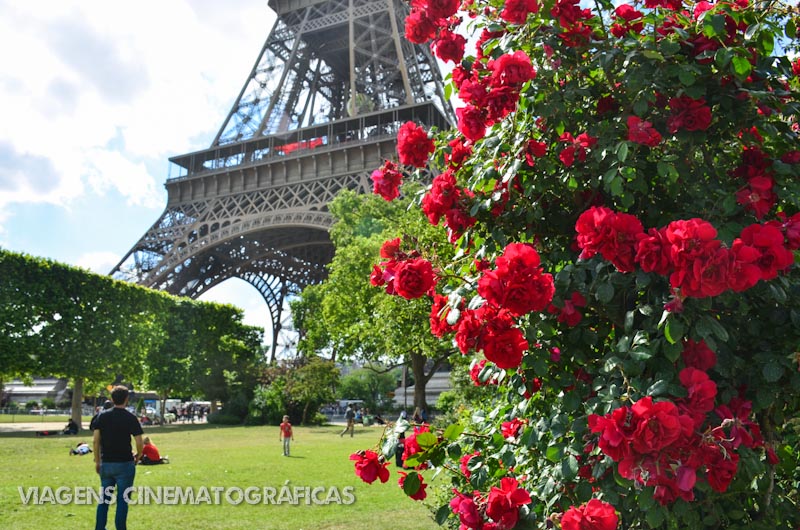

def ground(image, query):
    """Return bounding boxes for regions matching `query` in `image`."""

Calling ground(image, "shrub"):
[350,0,800,528]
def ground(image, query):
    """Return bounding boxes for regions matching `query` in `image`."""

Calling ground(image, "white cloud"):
[75,251,123,274]
[0,0,274,219]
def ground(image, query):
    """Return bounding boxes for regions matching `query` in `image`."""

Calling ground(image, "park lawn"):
[0,414,93,423]
[0,423,441,530]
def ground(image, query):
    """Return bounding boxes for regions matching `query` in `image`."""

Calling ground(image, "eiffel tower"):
[110,0,454,360]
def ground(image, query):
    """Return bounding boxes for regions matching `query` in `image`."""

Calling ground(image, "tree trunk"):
[71,377,84,431]
[410,352,428,411]
[302,400,310,425]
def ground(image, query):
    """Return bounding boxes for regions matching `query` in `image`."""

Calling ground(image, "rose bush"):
[351,0,800,528]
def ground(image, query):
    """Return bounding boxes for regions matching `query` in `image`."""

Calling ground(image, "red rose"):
[424,0,459,19]
[485,86,520,123]
[735,175,777,219]
[525,139,548,165]
[482,325,527,369]
[455,308,483,354]
[588,407,634,461]
[404,9,437,44]
[681,338,717,371]
[370,161,403,201]
[397,121,434,167]
[485,477,531,528]
[450,490,483,529]
[627,115,662,147]
[704,446,739,492]
[500,0,540,24]
[630,397,683,453]
[576,206,644,272]
[489,50,536,88]
[635,227,672,275]
[429,294,455,337]
[398,471,428,501]
[380,238,402,259]
[433,29,466,64]
[728,238,762,292]
[456,105,489,142]
[561,499,619,530]
[393,258,435,299]
[667,96,712,133]
[350,450,390,484]
[402,425,432,468]
[678,367,717,420]
[459,451,480,478]
[501,418,526,439]
[421,170,460,225]
[669,245,730,298]
[739,223,794,280]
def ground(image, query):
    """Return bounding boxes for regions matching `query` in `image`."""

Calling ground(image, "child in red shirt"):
[279,415,294,456]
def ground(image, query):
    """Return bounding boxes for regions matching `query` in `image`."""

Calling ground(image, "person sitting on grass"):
[70,442,92,456]
[139,436,169,465]
[62,418,79,435]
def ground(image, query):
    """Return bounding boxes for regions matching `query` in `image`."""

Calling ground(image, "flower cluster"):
[576,207,795,300]
[370,238,436,300]
[352,0,800,525]
[588,347,765,505]
[450,477,532,530]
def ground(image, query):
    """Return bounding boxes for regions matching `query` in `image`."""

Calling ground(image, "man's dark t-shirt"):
[95,408,143,462]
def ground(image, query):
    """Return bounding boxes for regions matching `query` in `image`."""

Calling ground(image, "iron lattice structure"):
[111,0,453,359]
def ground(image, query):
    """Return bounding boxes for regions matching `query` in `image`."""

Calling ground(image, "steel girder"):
[111,0,452,356]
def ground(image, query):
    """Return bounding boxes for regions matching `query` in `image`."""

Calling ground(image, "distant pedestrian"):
[93,385,144,530]
[339,404,355,437]
[279,415,294,456]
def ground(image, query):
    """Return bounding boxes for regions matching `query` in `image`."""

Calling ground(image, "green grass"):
[0,424,440,530]
[0,414,92,423]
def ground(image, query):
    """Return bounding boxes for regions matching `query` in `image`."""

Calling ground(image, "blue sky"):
[0,0,278,338]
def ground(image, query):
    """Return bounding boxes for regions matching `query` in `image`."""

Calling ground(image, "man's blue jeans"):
[95,461,136,530]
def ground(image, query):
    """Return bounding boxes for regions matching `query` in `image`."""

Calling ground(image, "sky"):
[0,0,280,339]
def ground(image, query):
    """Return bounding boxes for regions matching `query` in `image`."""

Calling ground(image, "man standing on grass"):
[340,403,356,437]
[93,385,144,530]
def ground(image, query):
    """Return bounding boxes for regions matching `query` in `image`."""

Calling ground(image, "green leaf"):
[744,23,760,40]
[642,50,664,61]
[663,341,682,363]
[678,68,696,86]
[617,142,629,162]
[646,506,665,528]
[402,471,421,496]
[786,18,797,39]
[561,455,579,480]
[443,423,464,441]
[647,379,669,396]
[546,444,564,462]
[714,48,733,68]
[596,282,614,304]
[664,317,684,344]
[435,504,451,526]
[415,432,438,450]
[731,55,752,78]
[762,362,784,383]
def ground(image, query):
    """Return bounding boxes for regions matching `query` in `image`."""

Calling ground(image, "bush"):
[352,0,800,528]
[206,413,242,425]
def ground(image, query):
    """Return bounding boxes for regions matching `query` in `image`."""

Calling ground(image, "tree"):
[337,365,399,412]
[351,0,800,528]
[144,298,198,416]
[288,356,339,424]
[292,187,454,410]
